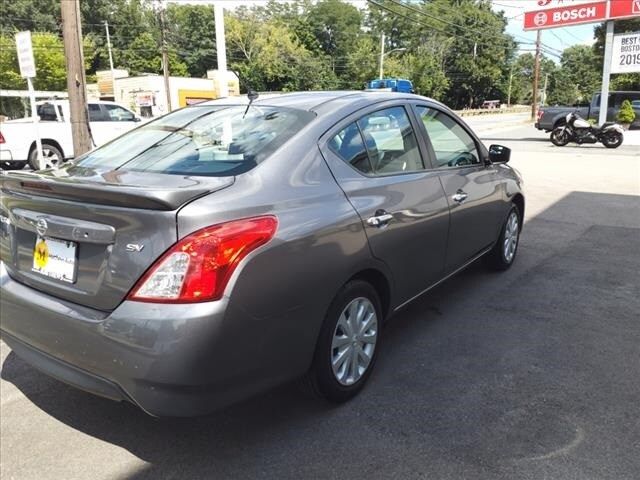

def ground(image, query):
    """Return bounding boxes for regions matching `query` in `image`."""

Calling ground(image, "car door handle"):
[452,190,468,203]
[366,212,394,227]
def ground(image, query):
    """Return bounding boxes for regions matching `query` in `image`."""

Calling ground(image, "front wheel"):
[302,280,382,403]
[601,132,623,149]
[550,128,570,146]
[486,205,521,271]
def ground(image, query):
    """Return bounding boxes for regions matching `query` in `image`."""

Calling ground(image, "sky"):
[181,0,598,59]
[492,0,597,60]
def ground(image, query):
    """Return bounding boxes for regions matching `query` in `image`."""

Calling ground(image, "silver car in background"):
[0,92,524,416]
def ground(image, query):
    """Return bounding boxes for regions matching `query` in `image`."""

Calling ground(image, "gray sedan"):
[0,91,524,416]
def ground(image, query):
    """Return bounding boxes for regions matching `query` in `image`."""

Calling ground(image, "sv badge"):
[126,243,145,252]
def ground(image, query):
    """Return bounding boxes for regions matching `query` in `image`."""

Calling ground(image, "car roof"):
[200,91,437,109]
[198,90,444,117]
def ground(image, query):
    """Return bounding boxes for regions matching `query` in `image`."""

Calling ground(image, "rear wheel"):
[602,132,623,149]
[550,128,570,146]
[28,143,63,170]
[302,280,381,403]
[486,205,521,271]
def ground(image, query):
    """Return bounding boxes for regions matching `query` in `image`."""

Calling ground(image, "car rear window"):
[75,105,315,176]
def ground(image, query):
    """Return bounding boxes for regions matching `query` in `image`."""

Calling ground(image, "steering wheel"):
[448,151,475,167]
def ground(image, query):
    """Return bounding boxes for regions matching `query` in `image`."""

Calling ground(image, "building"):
[90,70,240,118]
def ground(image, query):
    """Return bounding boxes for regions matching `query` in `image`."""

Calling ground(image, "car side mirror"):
[488,144,511,164]
[133,116,142,122]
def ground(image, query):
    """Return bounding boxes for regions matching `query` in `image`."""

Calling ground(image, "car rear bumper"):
[0,262,292,416]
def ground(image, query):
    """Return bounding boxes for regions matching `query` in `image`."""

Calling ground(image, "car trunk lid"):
[0,167,234,311]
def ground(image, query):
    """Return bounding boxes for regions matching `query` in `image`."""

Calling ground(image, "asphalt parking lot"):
[1,120,639,480]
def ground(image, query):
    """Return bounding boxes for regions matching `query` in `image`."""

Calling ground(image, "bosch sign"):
[524,0,640,31]
[524,1,607,30]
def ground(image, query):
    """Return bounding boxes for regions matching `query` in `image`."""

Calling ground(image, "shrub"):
[617,99,636,124]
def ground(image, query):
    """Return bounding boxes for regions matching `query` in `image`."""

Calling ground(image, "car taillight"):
[128,216,277,303]
[0,132,5,144]
[537,109,544,121]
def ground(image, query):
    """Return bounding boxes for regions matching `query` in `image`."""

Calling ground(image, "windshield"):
[75,105,315,176]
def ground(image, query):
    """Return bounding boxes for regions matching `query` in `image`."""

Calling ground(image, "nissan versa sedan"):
[0,91,524,417]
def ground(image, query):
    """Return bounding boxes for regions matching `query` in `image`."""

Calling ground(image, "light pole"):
[378,36,407,80]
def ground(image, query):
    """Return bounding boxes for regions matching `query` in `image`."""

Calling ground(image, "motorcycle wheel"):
[550,128,570,147]
[602,132,623,149]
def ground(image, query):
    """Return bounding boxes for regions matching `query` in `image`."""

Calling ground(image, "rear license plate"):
[32,236,77,283]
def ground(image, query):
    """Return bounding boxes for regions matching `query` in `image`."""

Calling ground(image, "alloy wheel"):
[503,210,519,263]
[331,297,378,386]
[42,147,61,169]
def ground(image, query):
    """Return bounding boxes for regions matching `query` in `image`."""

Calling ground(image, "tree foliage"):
[617,99,636,124]
[3,0,631,110]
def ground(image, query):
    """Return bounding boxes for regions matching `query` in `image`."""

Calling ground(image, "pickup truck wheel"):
[0,161,26,170]
[28,143,63,170]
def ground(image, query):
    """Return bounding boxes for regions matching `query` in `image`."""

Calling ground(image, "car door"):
[89,104,138,148]
[320,104,450,305]
[413,104,503,273]
[87,103,111,147]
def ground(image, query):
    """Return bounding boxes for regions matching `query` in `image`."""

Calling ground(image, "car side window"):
[37,103,58,121]
[357,106,424,174]
[104,104,136,121]
[88,104,106,122]
[416,106,480,168]
[329,122,373,175]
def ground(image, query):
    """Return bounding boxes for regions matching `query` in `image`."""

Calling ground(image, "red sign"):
[524,1,608,30]
[610,0,640,19]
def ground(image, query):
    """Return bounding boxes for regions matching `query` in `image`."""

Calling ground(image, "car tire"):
[302,280,382,403]
[0,161,26,170]
[486,204,521,271]
[28,143,63,170]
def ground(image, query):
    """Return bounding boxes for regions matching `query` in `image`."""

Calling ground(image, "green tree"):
[0,0,59,32]
[617,99,636,124]
[0,32,67,91]
[166,3,216,77]
[118,31,187,77]
[226,11,337,92]
[557,45,600,102]
[306,0,362,72]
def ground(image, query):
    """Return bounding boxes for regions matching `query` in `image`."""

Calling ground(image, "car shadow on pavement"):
[2,191,640,479]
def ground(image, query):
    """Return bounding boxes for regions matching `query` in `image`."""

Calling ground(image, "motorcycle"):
[550,111,624,149]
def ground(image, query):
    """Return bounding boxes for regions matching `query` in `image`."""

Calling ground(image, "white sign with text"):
[15,31,36,78]
[611,32,640,74]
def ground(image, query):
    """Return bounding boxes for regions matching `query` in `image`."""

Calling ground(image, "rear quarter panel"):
[176,135,389,384]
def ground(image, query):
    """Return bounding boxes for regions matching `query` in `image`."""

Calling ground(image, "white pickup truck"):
[0,100,141,170]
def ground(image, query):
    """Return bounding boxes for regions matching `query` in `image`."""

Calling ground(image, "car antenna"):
[231,69,259,119]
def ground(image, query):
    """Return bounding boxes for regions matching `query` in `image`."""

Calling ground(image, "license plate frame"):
[32,235,78,284]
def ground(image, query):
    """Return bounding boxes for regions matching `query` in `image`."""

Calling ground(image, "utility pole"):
[159,6,172,112]
[104,21,115,100]
[507,66,513,107]
[542,72,549,106]
[379,32,385,80]
[61,0,92,157]
[531,29,541,121]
